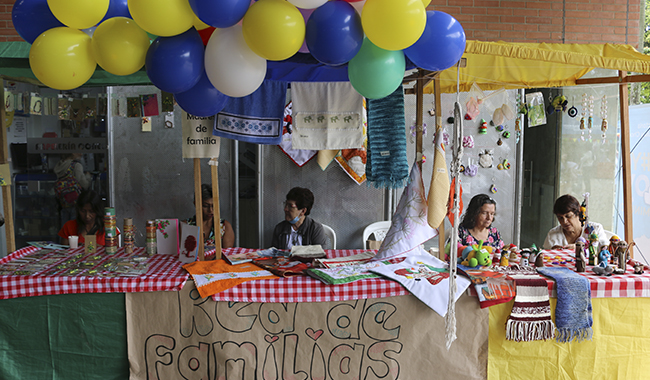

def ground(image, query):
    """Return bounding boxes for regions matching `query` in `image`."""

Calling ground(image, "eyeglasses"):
[283,201,298,209]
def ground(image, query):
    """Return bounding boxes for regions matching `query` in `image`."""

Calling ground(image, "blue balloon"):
[145,28,205,94]
[99,0,131,24]
[404,10,466,71]
[175,69,230,117]
[12,0,65,44]
[306,1,363,66]
[188,0,251,28]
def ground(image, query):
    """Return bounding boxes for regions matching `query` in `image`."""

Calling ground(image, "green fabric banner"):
[0,293,128,380]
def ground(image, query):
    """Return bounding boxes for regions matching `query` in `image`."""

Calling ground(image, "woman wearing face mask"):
[271,187,327,250]
[543,194,608,250]
[458,194,504,250]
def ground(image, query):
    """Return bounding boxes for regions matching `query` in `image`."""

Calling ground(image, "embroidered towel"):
[495,265,555,342]
[183,259,278,298]
[278,101,317,166]
[369,254,471,317]
[291,82,364,150]
[214,80,287,144]
[537,266,593,343]
[306,261,387,285]
[373,162,438,261]
[366,85,408,188]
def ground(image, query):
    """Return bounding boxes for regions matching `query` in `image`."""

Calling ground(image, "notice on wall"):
[181,111,220,159]
[126,282,488,380]
[13,117,26,141]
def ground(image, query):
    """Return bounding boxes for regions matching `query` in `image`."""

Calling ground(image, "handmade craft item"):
[155,219,179,255]
[587,94,594,141]
[104,207,117,254]
[575,238,587,273]
[537,267,593,343]
[183,260,278,298]
[457,265,515,308]
[600,95,608,143]
[123,218,135,254]
[478,119,488,134]
[497,265,555,342]
[478,149,493,168]
[588,233,599,266]
[145,219,157,255]
[579,93,587,139]
[615,240,628,274]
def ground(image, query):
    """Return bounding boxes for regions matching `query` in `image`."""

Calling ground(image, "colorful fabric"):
[334,98,367,185]
[291,82,364,150]
[458,265,516,308]
[316,150,339,170]
[183,259,278,298]
[224,247,288,265]
[0,246,188,300]
[278,101,317,167]
[428,127,450,228]
[496,265,555,342]
[366,85,408,188]
[57,220,111,246]
[458,225,505,250]
[374,162,438,261]
[306,261,386,285]
[313,251,376,268]
[252,256,310,277]
[369,254,471,317]
[537,266,593,343]
[213,80,287,145]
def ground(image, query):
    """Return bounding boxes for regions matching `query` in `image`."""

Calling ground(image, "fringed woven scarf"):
[537,267,593,343]
[495,265,555,342]
[365,85,408,188]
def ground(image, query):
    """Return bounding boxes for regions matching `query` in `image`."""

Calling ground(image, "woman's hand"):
[552,244,575,250]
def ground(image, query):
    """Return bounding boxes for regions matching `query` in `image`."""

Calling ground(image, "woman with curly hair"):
[458,194,504,250]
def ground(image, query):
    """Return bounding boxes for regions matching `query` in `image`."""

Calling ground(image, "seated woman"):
[458,194,504,250]
[58,189,112,246]
[271,187,327,250]
[543,194,609,250]
[186,184,235,249]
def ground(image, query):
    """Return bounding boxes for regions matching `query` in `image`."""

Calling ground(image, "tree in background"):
[631,0,650,104]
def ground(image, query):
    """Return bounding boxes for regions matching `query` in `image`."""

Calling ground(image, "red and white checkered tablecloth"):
[211,247,410,303]
[0,246,189,300]
[537,248,650,298]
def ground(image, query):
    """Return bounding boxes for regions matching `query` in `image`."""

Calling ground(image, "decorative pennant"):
[113,95,126,117]
[141,117,152,132]
[70,99,84,121]
[83,97,96,119]
[58,97,70,120]
[140,93,159,117]
[160,91,175,112]
[4,89,14,112]
[127,97,142,118]
[29,93,42,115]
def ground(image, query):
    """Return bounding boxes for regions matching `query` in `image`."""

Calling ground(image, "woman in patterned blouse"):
[458,194,504,250]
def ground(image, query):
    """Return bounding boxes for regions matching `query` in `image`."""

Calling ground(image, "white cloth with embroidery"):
[370,254,471,317]
[373,162,439,261]
[291,82,364,150]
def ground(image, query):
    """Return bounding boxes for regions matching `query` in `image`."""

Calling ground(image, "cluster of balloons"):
[13,0,466,117]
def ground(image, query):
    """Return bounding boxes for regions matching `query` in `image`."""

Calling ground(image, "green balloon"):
[348,38,405,99]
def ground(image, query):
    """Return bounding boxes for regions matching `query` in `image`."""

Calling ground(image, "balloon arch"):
[13,0,466,117]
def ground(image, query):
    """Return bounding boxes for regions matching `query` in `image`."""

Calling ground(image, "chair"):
[362,221,392,249]
[321,224,337,249]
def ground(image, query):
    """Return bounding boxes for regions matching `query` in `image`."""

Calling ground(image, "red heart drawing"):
[305,328,323,341]
[265,335,279,343]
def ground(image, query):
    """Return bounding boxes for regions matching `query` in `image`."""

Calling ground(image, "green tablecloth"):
[0,293,128,379]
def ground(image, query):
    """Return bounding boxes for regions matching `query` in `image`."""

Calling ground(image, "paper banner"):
[160,91,174,112]
[141,94,159,117]
[127,97,142,118]
[29,93,42,115]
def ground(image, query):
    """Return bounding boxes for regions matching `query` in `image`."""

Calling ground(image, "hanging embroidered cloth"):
[373,162,438,261]
[334,98,368,185]
[214,80,287,145]
[278,101,317,167]
[291,82,364,150]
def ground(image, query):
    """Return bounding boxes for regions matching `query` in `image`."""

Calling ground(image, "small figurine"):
[508,244,518,261]
[500,250,509,266]
[588,233,599,266]
[608,235,620,255]
[614,240,628,274]
[520,250,530,267]
[478,119,488,134]
[598,245,610,267]
[575,238,586,273]
[633,262,645,275]
[534,250,545,267]
[592,265,614,276]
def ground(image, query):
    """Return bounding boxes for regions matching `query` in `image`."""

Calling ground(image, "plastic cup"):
[68,235,79,249]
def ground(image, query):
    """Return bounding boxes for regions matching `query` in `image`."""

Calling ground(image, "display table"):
[2,247,650,380]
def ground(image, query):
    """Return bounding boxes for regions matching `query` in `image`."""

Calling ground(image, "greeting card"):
[156,219,179,255]
[179,222,200,263]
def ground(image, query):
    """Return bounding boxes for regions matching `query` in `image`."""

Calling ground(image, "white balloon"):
[287,0,328,10]
[351,0,366,15]
[205,24,267,98]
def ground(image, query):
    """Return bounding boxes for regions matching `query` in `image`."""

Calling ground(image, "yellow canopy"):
[431,40,650,93]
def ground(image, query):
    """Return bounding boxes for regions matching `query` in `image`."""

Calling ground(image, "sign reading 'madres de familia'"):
[27,138,108,154]
[182,112,221,159]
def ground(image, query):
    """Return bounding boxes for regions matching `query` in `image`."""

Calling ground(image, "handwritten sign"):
[126,282,488,379]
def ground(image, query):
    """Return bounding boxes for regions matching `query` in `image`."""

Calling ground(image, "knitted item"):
[495,265,555,342]
[537,267,593,343]
[366,85,409,188]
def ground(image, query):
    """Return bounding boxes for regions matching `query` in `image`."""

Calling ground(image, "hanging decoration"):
[567,96,578,118]
[587,94,594,141]
[600,95,608,144]
[579,93,587,140]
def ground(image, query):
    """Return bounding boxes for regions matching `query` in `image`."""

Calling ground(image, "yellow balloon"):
[47,0,109,30]
[361,0,426,51]
[29,27,96,90]
[128,0,194,37]
[422,0,432,6]
[92,17,150,76]
[193,15,211,31]
[242,0,305,61]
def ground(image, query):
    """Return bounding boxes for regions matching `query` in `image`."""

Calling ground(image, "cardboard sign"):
[181,111,221,158]
[126,282,488,380]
